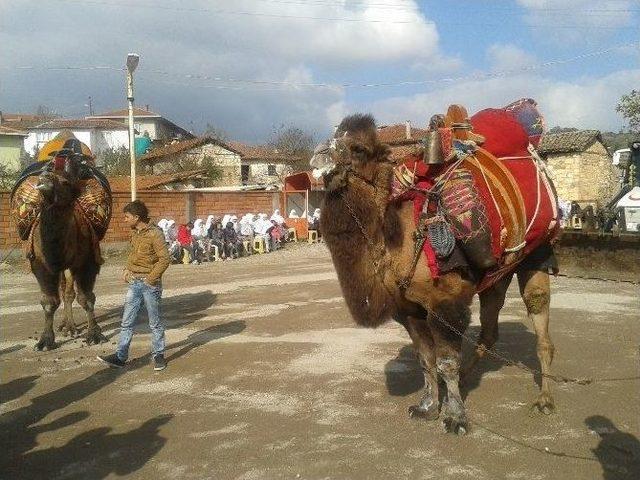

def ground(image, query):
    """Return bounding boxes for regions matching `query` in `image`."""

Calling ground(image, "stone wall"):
[245,160,293,185]
[544,141,619,206]
[151,143,242,186]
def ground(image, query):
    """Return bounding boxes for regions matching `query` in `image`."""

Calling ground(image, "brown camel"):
[312,114,556,435]
[15,156,108,351]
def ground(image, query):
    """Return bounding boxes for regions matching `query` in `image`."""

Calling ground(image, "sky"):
[1,0,638,142]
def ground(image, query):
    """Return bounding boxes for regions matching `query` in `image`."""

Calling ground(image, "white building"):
[87,106,193,141]
[25,119,129,164]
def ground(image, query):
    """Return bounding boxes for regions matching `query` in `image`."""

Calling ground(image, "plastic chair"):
[242,239,252,255]
[210,244,220,262]
[253,236,266,254]
[308,230,318,243]
[571,215,583,230]
[181,248,191,264]
[287,227,298,242]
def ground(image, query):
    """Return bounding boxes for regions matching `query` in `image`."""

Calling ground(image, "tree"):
[99,147,135,176]
[616,90,640,133]
[175,154,223,187]
[203,123,229,143]
[268,124,315,173]
[0,163,21,190]
[35,105,59,121]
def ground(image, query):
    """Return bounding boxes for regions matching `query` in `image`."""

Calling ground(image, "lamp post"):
[126,53,140,200]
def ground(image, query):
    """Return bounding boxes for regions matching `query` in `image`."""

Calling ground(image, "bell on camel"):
[422,130,445,165]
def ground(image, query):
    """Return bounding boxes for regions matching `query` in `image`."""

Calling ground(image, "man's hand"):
[122,269,132,283]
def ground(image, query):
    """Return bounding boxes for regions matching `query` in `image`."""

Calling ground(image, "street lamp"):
[126,53,140,200]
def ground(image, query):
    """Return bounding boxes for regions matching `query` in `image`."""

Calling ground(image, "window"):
[241,165,250,184]
[267,164,277,176]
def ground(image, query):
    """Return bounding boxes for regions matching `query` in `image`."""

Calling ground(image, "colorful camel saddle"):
[11,163,112,243]
[392,102,559,292]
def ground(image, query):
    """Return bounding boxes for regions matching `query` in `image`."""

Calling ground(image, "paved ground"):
[1,243,639,480]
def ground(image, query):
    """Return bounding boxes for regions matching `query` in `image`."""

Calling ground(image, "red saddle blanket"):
[394,106,559,292]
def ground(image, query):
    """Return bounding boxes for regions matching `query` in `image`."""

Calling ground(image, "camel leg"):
[72,260,106,346]
[32,263,60,351]
[517,269,555,415]
[397,315,440,421]
[58,269,78,337]
[429,302,472,435]
[462,274,512,381]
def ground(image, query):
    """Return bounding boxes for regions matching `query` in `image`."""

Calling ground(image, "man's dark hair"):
[123,200,150,223]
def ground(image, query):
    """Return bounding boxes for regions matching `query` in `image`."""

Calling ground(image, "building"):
[227,142,301,186]
[24,119,129,165]
[0,125,28,171]
[106,169,208,192]
[537,130,620,206]
[139,136,243,186]
[87,106,193,141]
[376,121,428,161]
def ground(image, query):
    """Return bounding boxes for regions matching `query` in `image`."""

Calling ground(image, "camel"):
[11,141,111,350]
[312,114,556,435]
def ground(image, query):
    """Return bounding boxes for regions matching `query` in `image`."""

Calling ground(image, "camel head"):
[36,153,85,207]
[311,114,391,192]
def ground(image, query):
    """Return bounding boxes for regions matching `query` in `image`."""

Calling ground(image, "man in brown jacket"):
[98,200,171,370]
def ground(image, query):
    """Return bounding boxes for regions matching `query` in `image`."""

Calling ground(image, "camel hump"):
[336,113,376,137]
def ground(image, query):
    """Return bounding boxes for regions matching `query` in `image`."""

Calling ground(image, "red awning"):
[284,171,324,191]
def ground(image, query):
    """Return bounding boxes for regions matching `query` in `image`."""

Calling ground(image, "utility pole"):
[87,96,93,116]
[126,53,140,201]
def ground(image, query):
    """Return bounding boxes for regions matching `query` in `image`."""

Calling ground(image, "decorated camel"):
[11,132,112,350]
[311,102,559,435]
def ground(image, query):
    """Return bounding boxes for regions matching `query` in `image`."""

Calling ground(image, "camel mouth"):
[312,163,335,180]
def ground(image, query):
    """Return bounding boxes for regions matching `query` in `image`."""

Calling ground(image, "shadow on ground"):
[0,319,244,479]
[586,415,640,479]
[384,322,540,399]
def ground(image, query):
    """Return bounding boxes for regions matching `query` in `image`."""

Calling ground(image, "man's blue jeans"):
[116,279,165,361]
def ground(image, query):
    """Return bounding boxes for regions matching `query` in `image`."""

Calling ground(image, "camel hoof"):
[58,325,78,338]
[85,331,107,345]
[443,415,469,436]
[531,396,556,416]
[34,339,57,351]
[408,405,439,421]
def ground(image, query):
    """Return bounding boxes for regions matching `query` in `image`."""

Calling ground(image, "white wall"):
[24,128,128,157]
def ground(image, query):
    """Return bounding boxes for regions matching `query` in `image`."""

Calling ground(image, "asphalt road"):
[1,243,638,479]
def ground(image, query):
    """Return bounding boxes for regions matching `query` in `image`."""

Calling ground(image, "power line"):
[45,0,639,28]
[5,42,635,90]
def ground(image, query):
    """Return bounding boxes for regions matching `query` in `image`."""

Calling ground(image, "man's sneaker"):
[153,355,167,371]
[97,353,125,368]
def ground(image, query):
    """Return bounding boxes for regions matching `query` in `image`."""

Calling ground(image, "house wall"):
[0,189,280,248]
[545,141,619,206]
[149,144,243,186]
[0,136,25,170]
[245,160,292,185]
[24,129,127,159]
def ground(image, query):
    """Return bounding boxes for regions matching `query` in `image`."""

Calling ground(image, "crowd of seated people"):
[156,208,317,264]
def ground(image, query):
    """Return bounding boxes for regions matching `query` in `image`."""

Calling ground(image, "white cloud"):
[516,0,635,43]
[0,0,457,140]
[486,44,537,71]
[365,69,640,131]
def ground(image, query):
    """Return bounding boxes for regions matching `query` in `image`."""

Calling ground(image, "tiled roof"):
[1,113,53,130]
[0,125,28,136]
[106,169,207,191]
[89,107,161,118]
[227,141,301,163]
[387,144,422,162]
[537,130,602,155]
[139,136,240,163]
[29,118,128,130]
[377,124,428,145]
